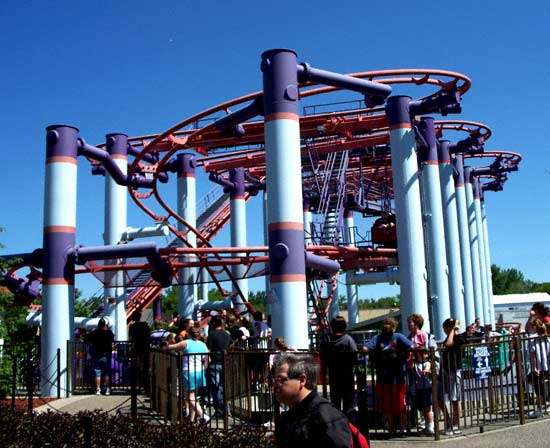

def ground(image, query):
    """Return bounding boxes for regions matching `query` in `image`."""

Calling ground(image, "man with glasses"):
[273,352,352,447]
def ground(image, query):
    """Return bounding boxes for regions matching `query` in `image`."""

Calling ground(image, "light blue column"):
[344,209,359,325]
[481,200,495,326]
[464,167,484,324]
[454,154,476,326]
[103,134,128,341]
[230,168,249,302]
[42,125,78,397]
[438,141,466,328]
[418,118,450,339]
[177,153,197,318]
[473,178,490,326]
[262,49,309,349]
[264,191,271,316]
[386,96,430,332]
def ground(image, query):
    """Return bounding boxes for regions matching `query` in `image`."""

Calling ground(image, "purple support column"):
[386,97,430,331]
[42,125,78,397]
[473,177,490,325]
[104,133,128,341]
[229,168,248,305]
[177,153,197,318]
[418,118,450,338]
[464,167,484,323]
[262,49,309,349]
[454,154,476,326]
[438,141,466,327]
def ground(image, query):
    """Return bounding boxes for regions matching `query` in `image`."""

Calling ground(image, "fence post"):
[514,335,525,424]
[66,341,72,397]
[57,348,61,398]
[222,351,228,429]
[430,347,440,440]
[175,351,182,423]
[130,355,138,417]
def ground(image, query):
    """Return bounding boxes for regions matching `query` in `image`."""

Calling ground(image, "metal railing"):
[6,332,550,440]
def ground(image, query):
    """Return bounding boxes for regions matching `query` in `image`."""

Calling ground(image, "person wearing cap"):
[440,318,465,435]
[85,318,115,395]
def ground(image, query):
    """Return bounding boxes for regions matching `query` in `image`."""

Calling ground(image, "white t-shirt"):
[530,335,550,372]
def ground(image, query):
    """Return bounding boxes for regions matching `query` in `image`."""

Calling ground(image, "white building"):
[493,292,550,330]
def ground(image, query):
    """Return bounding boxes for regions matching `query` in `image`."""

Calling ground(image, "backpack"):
[349,422,369,448]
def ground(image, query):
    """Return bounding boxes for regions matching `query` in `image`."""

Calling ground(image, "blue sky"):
[1,1,549,300]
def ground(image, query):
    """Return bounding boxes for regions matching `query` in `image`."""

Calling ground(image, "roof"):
[493,292,550,306]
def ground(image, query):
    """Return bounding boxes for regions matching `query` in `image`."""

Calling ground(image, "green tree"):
[531,282,550,294]
[358,295,400,309]
[491,264,534,294]
[248,290,266,314]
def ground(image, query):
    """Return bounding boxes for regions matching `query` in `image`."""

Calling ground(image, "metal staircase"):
[307,273,339,345]
[304,138,350,245]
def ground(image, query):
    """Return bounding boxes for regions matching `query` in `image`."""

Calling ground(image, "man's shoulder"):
[309,393,347,418]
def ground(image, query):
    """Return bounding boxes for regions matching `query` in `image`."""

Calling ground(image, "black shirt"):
[129,321,151,354]
[207,329,231,364]
[86,328,114,358]
[276,391,352,448]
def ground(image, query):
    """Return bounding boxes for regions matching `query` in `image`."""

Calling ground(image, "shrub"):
[0,406,276,448]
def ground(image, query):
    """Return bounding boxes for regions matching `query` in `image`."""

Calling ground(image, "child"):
[412,347,435,435]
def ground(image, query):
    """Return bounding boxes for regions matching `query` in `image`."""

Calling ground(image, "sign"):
[473,346,492,380]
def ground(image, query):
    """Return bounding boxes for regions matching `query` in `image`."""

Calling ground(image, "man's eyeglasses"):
[272,374,302,384]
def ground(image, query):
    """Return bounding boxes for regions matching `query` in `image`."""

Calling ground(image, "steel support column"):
[41,125,78,397]
[386,96,430,331]
[418,118,450,338]
[438,141,466,328]
[177,153,197,318]
[454,154,476,326]
[464,167,484,324]
[262,49,309,348]
[104,133,128,341]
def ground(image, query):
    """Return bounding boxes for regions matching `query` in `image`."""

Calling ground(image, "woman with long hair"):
[167,326,209,422]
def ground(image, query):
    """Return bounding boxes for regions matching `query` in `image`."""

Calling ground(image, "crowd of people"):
[82,300,550,446]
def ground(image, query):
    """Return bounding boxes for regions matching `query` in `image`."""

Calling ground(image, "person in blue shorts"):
[85,318,114,395]
[167,326,209,422]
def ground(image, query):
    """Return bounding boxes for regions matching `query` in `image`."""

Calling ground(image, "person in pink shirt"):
[407,314,430,350]
[406,313,436,433]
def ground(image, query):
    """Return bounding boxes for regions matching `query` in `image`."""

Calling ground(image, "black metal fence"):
[5,332,550,440]
[145,332,550,439]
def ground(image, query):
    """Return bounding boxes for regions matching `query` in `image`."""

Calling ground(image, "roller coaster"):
[0,49,520,396]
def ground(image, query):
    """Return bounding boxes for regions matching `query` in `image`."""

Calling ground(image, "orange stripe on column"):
[43,278,73,285]
[389,123,412,131]
[268,222,303,232]
[264,112,299,122]
[270,274,306,283]
[44,226,76,233]
[46,156,78,164]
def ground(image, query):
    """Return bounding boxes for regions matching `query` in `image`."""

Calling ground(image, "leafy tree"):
[161,286,178,318]
[74,289,102,317]
[0,227,36,397]
[531,282,550,295]
[358,295,400,309]
[491,264,535,294]
[248,290,266,314]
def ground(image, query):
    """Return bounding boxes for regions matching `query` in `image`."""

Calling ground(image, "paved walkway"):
[34,393,152,418]
[34,394,549,447]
